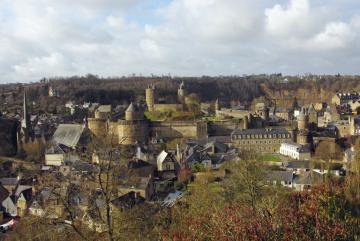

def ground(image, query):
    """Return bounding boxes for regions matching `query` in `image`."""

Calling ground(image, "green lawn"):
[259,154,282,162]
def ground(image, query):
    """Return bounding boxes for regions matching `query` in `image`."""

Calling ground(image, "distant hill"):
[1,74,360,109]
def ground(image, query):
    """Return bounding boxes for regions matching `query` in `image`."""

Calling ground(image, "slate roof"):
[231,128,290,136]
[53,124,85,148]
[14,185,32,198]
[286,160,311,169]
[0,184,10,203]
[111,191,145,210]
[0,178,19,186]
[293,172,312,185]
[266,171,293,182]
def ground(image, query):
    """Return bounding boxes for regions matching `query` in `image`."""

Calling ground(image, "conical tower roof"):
[297,107,306,120]
[22,90,30,129]
[126,102,135,112]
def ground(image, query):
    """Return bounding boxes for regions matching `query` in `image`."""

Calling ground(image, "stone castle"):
[145,82,186,113]
[87,82,208,145]
[87,82,282,145]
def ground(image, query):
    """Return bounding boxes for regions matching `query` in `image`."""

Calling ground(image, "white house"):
[45,143,66,166]
[0,185,17,217]
[156,150,177,172]
[279,142,311,160]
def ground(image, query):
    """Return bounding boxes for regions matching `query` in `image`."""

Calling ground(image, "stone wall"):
[208,120,243,136]
[154,104,183,112]
[118,120,148,145]
[88,118,107,137]
[216,108,250,119]
[150,121,207,139]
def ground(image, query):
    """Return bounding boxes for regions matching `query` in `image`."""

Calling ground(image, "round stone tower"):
[297,130,308,145]
[297,107,308,131]
[308,104,318,127]
[88,117,107,138]
[118,120,148,145]
[119,103,148,145]
[215,99,220,111]
[243,115,249,129]
[125,102,144,121]
[145,84,155,112]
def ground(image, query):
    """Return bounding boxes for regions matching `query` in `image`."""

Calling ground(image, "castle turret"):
[243,115,249,129]
[297,131,308,145]
[125,103,144,121]
[177,81,186,105]
[146,84,155,112]
[297,107,308,131]
[119,103,148,145]
[87,118,107,138]
[308,103,318,128]
[255,103,269,121]
[215,99,220,111]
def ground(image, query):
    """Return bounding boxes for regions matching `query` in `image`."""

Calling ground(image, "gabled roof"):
[97,105,111,113]
[156,150,178,171]
[308,104,316,113]
[266,171,293,182]
[46,141,65,154]
[14,185,32,198]
[0,177,19,186]
[0,184,10,203]
[53,124,85,148]
[286,160,311,169]
[111,191,145,210]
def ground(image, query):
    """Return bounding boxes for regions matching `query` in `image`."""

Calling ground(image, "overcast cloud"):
[0,0,359,83]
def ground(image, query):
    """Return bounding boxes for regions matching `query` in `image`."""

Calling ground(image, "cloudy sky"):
[0,0,359,83]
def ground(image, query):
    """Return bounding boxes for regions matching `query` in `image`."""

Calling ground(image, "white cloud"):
[0,0,360,82]
[156,0,262,41]
[309,22,356,50]
[264,0,330,38]
[13,52,74,79]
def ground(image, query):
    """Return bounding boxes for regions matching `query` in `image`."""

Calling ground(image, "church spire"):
[22,90,31,142]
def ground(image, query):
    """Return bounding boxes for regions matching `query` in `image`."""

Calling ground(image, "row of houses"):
[265,160,344,191]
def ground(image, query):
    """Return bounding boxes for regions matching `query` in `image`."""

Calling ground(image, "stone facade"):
[146,82,186,112]
[150,121,207,139]
[231,128,292,153]
[145,85,155,112]
[88,102,208,145]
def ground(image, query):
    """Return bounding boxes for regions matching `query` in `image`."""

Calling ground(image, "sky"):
[0,0,359,83]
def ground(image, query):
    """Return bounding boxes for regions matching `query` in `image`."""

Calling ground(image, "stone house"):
[117,159,155,200]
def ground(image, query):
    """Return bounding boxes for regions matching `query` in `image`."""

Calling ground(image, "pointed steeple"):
[22,90,31,142]
[179,81,184,90]
[215,98,220,111]
[22,90,30,129]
